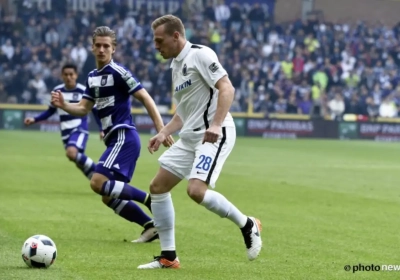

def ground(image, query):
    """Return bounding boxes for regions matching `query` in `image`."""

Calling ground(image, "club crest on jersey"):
[182,64,188,76]
[73,93,79,100]
[175,79,192,92]
[101,75,108,86]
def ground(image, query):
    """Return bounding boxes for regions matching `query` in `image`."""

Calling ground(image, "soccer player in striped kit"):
[50,26,174,242]
[24,63,102,180]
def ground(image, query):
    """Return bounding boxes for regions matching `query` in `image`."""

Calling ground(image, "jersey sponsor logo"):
[175,79,192,92]
[208,62,219,73]
[182,63,188,76]
[96,96,115,109]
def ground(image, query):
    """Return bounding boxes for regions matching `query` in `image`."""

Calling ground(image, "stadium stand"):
[0,0,400,120]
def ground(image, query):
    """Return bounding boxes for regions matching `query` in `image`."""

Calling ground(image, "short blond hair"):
[151,15,185,38]
[92,26,117,46]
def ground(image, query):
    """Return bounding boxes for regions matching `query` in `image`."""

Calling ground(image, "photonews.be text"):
[344,264,400,273]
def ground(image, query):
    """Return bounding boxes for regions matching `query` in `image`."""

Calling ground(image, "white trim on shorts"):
[104,129,125,168]
[76,132,85,149]
[160,163,186,180]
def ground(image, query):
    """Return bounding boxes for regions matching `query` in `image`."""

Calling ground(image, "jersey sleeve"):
[194,48,228,88]
[118,69,143,95]
[34,106,57,122]
[82,78,95,102]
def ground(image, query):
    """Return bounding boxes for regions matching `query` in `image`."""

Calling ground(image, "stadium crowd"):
[1,0,400,119]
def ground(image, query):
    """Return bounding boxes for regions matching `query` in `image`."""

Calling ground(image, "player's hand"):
[24,118,35,126]
[162,135,175,147]
[148,132,167,154]
[51,90,65,108]
[100,131,104,140]
[202,125,221,144]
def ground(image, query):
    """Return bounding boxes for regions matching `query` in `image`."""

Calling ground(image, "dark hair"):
[62,64,78,73]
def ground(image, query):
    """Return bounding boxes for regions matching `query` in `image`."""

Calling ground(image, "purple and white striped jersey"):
[34,83,101,140]
[82,60,143,141]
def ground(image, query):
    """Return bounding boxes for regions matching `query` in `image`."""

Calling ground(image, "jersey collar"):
[174,41,192,62]
[97,59,114,72]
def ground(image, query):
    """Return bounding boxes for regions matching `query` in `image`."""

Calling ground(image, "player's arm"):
[51,89,94,116]
[212,76,234,127]
[194,48,234,143]
[120,69,174,146]
[133,88,165,132]
[147,113,181,153]
[159,113,183,137]
[52,77,95,116]
[24,106,57,125]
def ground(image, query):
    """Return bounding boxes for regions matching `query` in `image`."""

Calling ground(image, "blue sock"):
[101,180,148,203]
[107,199,152,227]
[75,153,96,179]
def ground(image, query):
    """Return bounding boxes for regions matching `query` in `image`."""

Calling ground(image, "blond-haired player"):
[137,15,262,269]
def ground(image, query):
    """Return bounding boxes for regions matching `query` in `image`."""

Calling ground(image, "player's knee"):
[149,178,164,194]
[101,196,111,205]
[187,179,207,204]
[90,175,103,194]
[65,147,77,161]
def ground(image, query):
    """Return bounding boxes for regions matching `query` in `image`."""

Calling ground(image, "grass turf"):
[0,130,399,279]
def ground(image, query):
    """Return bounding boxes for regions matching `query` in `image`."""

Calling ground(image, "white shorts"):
[158,126,236,188]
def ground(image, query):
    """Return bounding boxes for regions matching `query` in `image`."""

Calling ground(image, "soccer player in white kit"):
[137,15,262,269]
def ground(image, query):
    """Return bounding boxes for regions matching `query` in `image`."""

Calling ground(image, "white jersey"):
[170,41,234,140]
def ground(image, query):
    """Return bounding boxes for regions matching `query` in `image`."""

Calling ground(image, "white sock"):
[76,153,95,179]
[200,190,247,228]
[151,193,175,251]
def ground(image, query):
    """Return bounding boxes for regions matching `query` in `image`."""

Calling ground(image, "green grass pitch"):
[0,130,399,280]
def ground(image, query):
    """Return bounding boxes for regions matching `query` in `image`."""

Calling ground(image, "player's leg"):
[91,172,157,241]
[65,131,96,179]
[90,129,156,241]
[187,127,262,261]
[137,140,193,269]
[90,129,151,210]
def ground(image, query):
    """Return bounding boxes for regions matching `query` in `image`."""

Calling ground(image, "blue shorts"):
[95,128,141,183]
[63,130,88,153]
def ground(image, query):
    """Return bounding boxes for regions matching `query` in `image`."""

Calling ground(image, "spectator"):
[214,0,230,27]
[70,42,88,70]
[0,1,399,121]
[45,27,60,45]
[366,97,380,120]
[1,39,14,60]
[328,93,345,120]
[286,94,298,114]
[298,92,313,115]
[379,94,398,117]
[27,74,47,104]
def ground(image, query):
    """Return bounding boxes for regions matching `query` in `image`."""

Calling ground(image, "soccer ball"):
[21,235,57,268]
